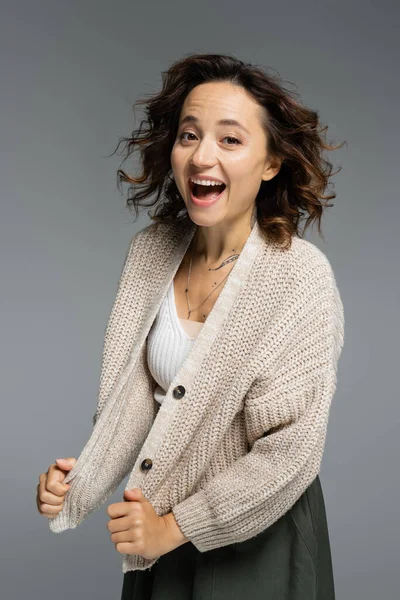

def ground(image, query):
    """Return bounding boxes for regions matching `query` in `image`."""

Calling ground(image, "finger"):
[115,541,141,556]
[106,501,133,520]
[40,471,70,498]
[38,501,64,517]
[44,468,71,496]
[36,485,44,514]
[36,483,64,516]
[107,515,135,533]
[39,489,64,506]
[55,457,77,471]
[38,473,66,505]
[110,528,136,545]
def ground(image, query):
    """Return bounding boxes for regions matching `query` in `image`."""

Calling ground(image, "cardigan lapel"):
[162,210,266,384]
[140,205,266,385]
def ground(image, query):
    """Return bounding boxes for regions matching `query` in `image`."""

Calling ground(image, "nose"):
[189,138,217,168]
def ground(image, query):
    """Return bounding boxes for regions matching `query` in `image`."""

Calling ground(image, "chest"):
[173,251,238,323]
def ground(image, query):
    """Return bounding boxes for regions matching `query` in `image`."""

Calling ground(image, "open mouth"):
[189,180,226,202]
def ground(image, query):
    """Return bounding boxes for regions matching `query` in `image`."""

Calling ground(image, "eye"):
[223,136,241,145]
[178,132,242,145]
[179,132,196,142]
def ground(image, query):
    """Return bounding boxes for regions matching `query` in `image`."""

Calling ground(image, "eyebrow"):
[178,114,250,135]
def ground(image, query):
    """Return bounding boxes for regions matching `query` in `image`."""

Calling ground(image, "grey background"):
[1,0,399,598]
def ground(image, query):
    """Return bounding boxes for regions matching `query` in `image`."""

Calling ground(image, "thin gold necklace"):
[185,231,239,320]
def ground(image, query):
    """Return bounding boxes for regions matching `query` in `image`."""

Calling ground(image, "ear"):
[261,156,283,182]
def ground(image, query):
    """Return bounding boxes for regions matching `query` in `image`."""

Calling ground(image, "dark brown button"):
[173,385,186,399]
[140,458,153,472]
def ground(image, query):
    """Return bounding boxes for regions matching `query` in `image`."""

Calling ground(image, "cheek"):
[225,152,253,178]
[170,146,179,172]
[170,148,177,171]
[170,144,185,169]
[230,155,263,184]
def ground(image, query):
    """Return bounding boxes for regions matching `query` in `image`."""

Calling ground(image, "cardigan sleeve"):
[172,270,345,553]
[92,229,142,428]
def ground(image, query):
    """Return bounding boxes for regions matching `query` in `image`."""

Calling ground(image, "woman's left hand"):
[106,488,175,560]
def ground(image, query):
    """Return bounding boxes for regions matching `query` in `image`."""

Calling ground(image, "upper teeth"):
[190,178,224,186]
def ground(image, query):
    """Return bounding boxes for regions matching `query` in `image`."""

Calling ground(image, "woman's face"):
[170,81,281,227]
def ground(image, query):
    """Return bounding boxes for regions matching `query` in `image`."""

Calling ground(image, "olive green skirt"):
[120,475,335,600]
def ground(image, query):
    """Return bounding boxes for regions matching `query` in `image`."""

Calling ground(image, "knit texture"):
[48,210,345,573]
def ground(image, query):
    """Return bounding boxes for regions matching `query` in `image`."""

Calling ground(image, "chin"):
[185,207,226,228]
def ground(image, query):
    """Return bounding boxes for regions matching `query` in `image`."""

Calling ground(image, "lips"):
[188,179,227,208]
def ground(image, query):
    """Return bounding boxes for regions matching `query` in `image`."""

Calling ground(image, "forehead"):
[180,81,263,131]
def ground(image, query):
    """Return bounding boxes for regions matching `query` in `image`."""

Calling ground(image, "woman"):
[37,53,345,599]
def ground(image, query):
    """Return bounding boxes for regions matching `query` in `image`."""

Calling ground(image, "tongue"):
[194,183,225,200]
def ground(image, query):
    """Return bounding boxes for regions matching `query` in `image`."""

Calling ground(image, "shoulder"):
[123,219,190,272]
[268,235,341,299]
[130,221,160,245]
[287,236,336,279]
[289,237,345,352]
[264,235,344,331]
[124,221,162,259]
[129,218,188,248]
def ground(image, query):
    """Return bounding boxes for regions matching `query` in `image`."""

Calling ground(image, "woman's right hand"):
[36,457,76,519]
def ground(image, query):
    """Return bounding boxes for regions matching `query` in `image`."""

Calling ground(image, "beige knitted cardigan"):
[48,209,345,573]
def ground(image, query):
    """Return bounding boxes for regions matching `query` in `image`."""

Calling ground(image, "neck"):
[193,206,255,265]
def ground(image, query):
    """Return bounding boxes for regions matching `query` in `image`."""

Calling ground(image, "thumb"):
[55,458,77,471]
[124,488,144,501]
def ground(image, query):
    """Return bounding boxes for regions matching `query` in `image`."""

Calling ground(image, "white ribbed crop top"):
[147,279,204,405]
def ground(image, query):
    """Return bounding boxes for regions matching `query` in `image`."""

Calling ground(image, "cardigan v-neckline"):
[161,209,266,384]
[169,212,262,341]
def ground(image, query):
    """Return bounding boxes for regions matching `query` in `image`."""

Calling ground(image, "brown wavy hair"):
[109,52,346,249]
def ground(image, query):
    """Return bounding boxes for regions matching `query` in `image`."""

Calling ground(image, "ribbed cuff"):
[171,489,219,553]
[48,511,70,533]
[48,481,78,533]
